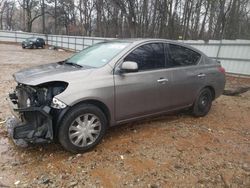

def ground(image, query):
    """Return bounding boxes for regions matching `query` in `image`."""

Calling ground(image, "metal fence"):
[184,40,250,76]
[47,35,113,51]
[0,30,250,76]
[0,30,46,43]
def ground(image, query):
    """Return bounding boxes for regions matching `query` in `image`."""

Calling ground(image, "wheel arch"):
[56,99,111,128]
[75,99,111,123]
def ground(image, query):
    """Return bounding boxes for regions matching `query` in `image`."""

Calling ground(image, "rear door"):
[114,43,172,121]
[165,43,205,108]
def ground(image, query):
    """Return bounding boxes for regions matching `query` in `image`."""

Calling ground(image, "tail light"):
[218,66,225,74]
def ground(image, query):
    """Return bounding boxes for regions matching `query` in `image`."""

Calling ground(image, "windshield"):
[66,42,130,68]
[26,37,36,42]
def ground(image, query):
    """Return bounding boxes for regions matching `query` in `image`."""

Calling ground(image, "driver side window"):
[124,43,165,71]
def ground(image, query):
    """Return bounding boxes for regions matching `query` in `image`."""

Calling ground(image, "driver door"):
[114,43,172,122]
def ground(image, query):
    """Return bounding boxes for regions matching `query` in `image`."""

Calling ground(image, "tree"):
[18,0,42,32]
[1,0,250,39]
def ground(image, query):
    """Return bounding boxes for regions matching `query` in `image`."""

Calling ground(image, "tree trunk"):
[54,0,57,34]
[42,0,45,33]
[23,0,26,31]
[208,0,216,39]
[199,1,209,38]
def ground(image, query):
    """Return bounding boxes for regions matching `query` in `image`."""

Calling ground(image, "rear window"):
[167,44,201,67]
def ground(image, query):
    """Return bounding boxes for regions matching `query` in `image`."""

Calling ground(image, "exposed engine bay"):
[6,82,68,146]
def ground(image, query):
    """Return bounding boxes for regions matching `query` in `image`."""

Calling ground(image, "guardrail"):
[0,30,250,75]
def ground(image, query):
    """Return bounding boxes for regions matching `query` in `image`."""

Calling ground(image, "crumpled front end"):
[6,82,68,146]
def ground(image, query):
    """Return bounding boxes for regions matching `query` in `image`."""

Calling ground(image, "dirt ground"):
[0,43,249,188]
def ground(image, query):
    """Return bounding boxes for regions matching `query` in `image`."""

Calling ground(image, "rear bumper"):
[5,93,54,145]
[214,74,226,99]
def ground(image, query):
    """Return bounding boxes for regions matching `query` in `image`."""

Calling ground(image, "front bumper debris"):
[6,116,28,147]
[5,92,54,146]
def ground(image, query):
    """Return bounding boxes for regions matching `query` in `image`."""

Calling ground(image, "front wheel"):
[58,104,107,153]
[192,88,212,117]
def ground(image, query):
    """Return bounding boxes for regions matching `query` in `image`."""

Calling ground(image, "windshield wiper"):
[64,61,83,68]
[59,60,94,69]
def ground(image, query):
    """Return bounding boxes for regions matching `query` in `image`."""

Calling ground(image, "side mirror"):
[120,61,138,73]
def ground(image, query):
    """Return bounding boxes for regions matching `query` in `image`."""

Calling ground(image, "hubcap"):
[198,93,209,111]
[68,113,101,147]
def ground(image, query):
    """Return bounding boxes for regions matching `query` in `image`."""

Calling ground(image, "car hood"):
[14,62,93,86]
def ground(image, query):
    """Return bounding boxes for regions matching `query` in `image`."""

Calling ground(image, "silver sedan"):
[7,39,226,153]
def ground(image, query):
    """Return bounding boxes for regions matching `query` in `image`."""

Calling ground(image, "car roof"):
[108,38,205,56]
[112,38,172,43]
[109,38,192,47]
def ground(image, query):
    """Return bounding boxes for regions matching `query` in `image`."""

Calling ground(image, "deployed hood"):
[14,62,93,86]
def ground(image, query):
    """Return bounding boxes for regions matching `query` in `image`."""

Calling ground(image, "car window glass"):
[167,44,201,67]
[124,43,165,71]
[67,42,130,68]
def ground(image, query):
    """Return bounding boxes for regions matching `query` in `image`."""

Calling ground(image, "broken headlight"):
[15,82,68,108]
[51,97,67,109]
[26,98,31,107]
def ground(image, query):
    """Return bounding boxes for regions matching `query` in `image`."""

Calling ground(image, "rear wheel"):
[192,88,212,117]
[58,104,107,153]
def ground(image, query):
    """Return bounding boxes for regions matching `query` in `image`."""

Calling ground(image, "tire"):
[192,88,212,117]
[58,104,107,153]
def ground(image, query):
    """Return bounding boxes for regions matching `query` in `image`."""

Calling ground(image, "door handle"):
[197,73,206,78]
[157,78,168,84]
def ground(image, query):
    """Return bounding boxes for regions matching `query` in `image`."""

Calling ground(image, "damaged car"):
[6,39,225,153]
